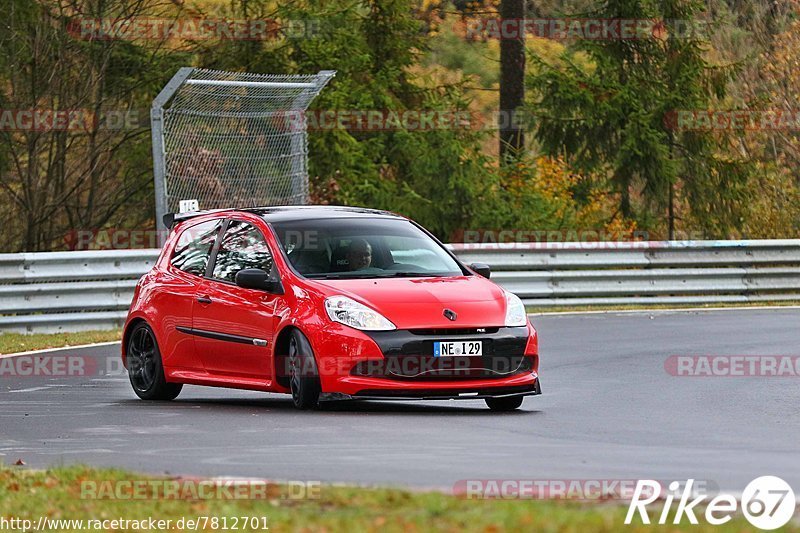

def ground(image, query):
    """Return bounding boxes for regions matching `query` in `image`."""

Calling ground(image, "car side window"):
[212,220,274,283]
[170,220,222,276]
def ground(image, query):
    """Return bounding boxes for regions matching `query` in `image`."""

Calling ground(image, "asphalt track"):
[2,308,799,492]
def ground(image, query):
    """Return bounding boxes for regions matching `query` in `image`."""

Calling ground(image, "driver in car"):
[347,239,372,271]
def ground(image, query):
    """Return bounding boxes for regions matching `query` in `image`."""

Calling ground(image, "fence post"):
[151,68,194,245]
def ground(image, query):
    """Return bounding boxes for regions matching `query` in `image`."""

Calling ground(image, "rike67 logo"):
[626,476,796,530]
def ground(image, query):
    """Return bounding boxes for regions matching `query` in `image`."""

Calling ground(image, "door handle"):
[196,296,213,305]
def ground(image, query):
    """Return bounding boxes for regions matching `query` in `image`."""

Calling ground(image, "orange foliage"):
[498,155,637,236]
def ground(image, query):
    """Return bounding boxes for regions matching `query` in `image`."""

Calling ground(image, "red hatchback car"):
[122,206,540,410]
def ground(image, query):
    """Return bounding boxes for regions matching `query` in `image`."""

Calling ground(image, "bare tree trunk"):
[499,0,525,162]
[668,181,675,240]
[668,131,675,240]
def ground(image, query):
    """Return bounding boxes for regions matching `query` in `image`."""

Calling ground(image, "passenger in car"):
[347,239,372,271]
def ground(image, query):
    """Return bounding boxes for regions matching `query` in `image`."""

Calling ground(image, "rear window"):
[170,219,223,276]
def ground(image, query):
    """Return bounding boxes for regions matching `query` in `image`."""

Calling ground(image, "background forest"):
[1,0,799,251]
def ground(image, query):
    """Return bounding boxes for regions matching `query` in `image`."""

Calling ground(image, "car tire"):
[126,322,182,401]
[485,395,524,411]
[288,329,321,410]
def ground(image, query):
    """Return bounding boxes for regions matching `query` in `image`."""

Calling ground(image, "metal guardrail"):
[453,240,800,306]
[1,240,799,333]
[0,250,157,334]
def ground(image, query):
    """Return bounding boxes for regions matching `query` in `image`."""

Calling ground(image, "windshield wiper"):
[379,272,440,278]
[305,272,441,280]
[305,273,360,279]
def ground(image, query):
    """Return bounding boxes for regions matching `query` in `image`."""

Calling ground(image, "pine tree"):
[529,0,750,238]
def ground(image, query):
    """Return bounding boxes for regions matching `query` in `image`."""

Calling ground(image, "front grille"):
[368,328,527,358]
[362,327,532,381]
[409,327,500,336]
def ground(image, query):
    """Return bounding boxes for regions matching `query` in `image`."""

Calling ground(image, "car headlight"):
[325,296,396,331]
[504,291,528,327]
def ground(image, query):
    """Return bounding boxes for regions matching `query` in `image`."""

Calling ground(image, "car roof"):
[165,205,405,230]
[245,205,405,223]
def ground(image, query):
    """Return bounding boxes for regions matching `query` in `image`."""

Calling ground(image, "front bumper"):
[313,323,540,397]
[337,378,542,401]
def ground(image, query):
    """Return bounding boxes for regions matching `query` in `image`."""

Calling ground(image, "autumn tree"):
[0,0,185,251]
[738,0,800,237]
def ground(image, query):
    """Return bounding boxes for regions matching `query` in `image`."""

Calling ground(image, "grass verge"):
[0,465,786,532]
[0,330,122,355]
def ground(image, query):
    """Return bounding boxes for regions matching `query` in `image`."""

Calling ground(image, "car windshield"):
[270,217,465,279]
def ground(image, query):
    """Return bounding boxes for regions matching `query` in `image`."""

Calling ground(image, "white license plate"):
[433,341,483,357]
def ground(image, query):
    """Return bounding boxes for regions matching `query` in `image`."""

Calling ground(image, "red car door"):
[191,219,279,380]
[160,218,224,371]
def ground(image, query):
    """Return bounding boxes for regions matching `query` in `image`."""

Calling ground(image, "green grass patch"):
[0,465,786,532]
[0,330,122,355]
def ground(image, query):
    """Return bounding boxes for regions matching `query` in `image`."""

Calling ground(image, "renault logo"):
[443,309,457,321]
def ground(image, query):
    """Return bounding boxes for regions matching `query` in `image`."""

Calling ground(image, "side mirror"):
[470,263,491,279]
[235,268,283,294]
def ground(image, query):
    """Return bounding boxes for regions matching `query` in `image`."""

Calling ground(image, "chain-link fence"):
[151,68,335,228]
